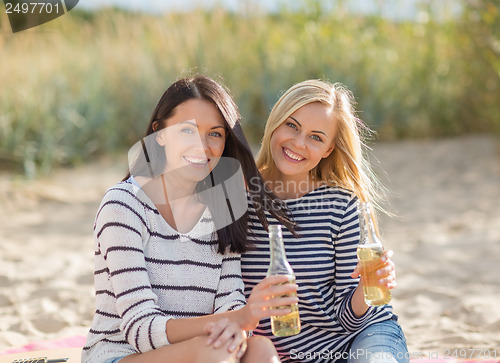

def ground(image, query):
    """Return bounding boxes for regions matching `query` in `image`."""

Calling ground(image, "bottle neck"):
[268,225,293,276]
[358,202,382,246]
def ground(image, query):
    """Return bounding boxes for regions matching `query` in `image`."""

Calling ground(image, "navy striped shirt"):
[241,186,394,362]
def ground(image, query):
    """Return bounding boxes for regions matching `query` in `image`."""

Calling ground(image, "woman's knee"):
[247,335,275,350]
[188,336,239,363]
[348,319,408,363]
[243,335,280,362]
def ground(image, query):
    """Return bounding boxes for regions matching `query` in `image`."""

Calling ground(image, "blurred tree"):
[459,0,500,134]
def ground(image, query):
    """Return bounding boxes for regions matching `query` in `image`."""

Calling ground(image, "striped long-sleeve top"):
[241,185,394,362]
[82,178,246,363]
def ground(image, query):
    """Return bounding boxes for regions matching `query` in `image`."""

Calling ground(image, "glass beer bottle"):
[266,224,301,337]
[357,202,392,306]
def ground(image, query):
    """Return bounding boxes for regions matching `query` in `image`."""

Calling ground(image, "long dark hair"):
[124,75,294,254]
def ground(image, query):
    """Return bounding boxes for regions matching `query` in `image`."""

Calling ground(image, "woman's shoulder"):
[100,178,153,210]
[102,178,136,200]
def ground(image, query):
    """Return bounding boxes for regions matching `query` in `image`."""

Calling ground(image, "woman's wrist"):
[352,284,369,317]
[234,305,257,331]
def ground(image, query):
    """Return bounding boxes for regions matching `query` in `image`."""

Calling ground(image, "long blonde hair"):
[256,79,382,207]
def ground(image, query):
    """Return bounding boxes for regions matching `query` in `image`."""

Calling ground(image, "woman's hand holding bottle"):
[351,249,397,290]
[240,275,298,330]
[203,275,297,353]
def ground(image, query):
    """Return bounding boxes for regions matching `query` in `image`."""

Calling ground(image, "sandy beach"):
[1,134,499,358]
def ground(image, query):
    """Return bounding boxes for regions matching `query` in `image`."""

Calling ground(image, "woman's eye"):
[209,131,223,138]
[286,122,298,130]
[181,127,194,134]
[310,134,323,142]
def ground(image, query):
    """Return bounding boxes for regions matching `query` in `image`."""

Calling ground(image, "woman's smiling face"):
[156,98,227,182]
[270,102,337,182]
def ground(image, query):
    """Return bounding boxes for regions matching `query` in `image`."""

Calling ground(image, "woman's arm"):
[95,188,172,353]
[165,275,298,343]
[213,254,246,314]
[350,249,397,317]
[350,280,370,317]
[332,196,374,332]
[334,196,397,324]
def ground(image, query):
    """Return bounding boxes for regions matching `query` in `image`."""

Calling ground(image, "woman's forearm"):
[351,283,370,318]
[165,307,250,344]
[165,275,297,343]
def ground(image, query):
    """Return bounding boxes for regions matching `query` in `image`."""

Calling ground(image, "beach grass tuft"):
[1,1,499,175]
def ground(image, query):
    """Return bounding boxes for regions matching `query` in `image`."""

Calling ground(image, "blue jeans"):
[339,318,409,363]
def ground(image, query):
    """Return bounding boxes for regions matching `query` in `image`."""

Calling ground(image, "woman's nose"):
[291,133,307,150]
[192,134,209,154]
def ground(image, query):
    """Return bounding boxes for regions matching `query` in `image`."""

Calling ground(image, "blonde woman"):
[241,80,408,362]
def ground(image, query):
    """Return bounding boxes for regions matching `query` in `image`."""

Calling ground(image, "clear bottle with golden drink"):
[266,224,301,337]
[357,202,392,306]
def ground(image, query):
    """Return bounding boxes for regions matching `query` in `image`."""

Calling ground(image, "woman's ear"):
[152,121,159,132]
[155,128,166,146]
[322,144,335,159]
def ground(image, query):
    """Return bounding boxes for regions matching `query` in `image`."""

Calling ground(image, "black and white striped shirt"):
[82,178,245,363]
[241,186,394,362]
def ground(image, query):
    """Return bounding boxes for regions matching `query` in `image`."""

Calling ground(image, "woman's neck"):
[160,172,198,201]
[133,173,198,206]
[135,173,204,233]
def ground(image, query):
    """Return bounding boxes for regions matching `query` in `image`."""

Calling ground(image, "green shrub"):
[0,1,498,176]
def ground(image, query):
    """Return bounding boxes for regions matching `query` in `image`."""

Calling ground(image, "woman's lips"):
[283,147,305,162]
[184,156,209,167]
